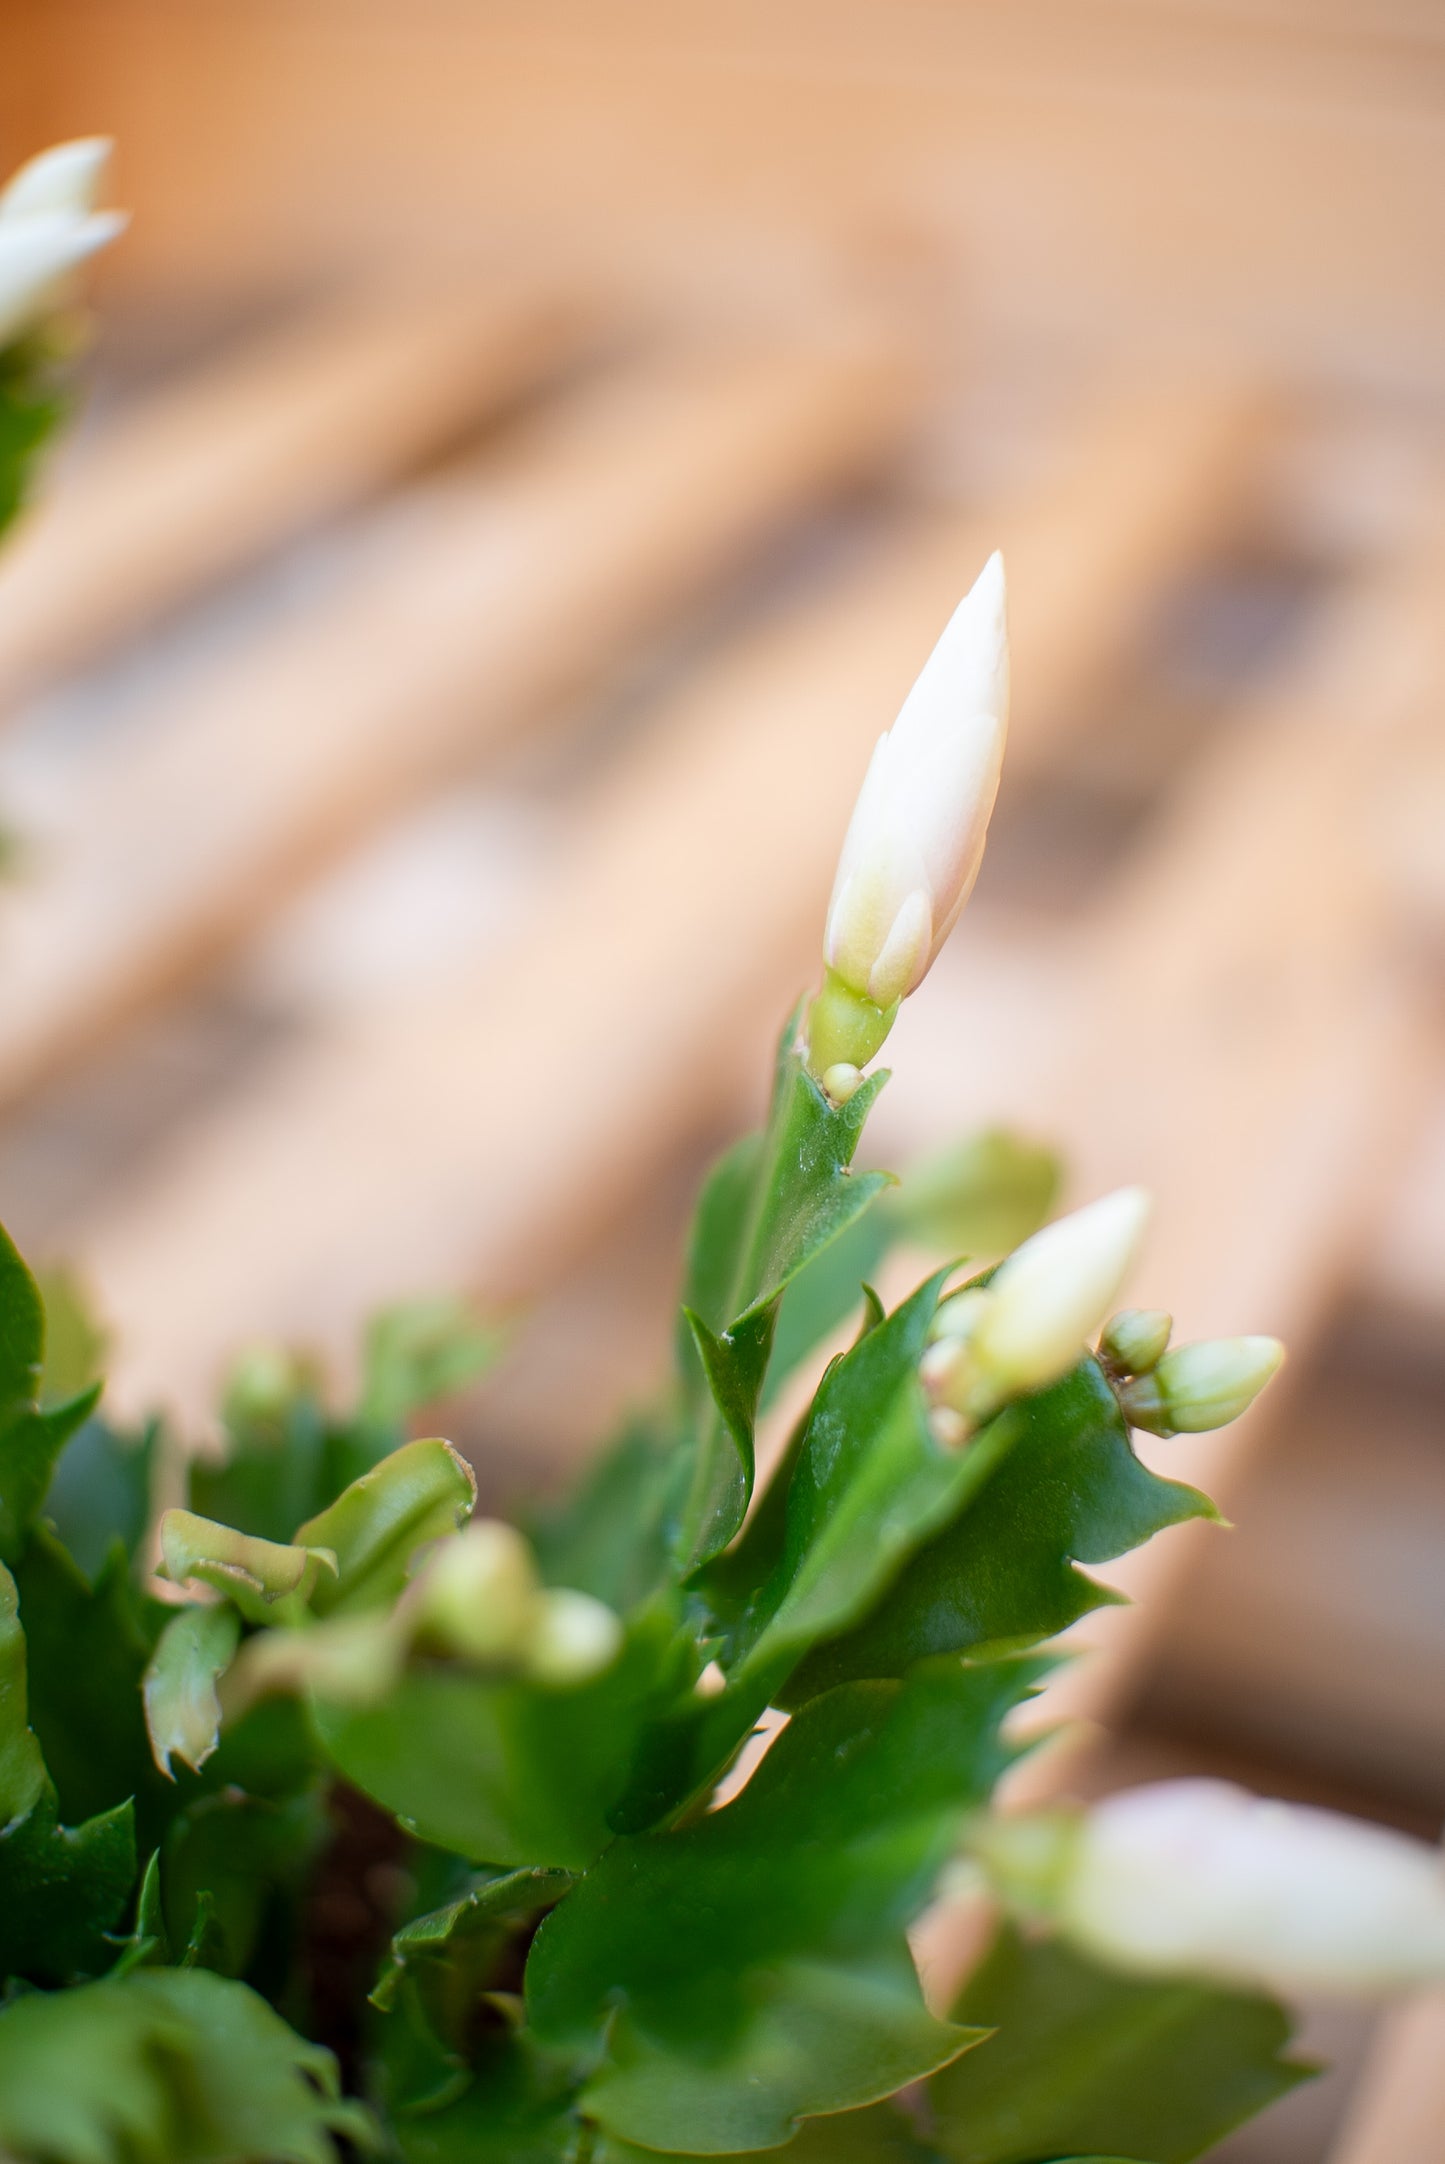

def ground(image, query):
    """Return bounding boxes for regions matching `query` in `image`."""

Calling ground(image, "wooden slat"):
[1329,1993,1445,2162]
[62,376,1267,1419]
[0,326,920,1108]
[906,537,1445,2000]
[0,278,589,705]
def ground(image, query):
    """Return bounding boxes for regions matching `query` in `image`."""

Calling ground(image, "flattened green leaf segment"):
[786,1358,1217,1702]
[0,1966,375,2164]
[676,1048,894,1574]
[928,1924,1311,2164]
[0,1221,100,1563]
[527,1658,1041,2153]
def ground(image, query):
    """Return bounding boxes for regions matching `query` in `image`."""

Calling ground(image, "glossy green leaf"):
[0,1219,100,1563]
[723,1271,1009,1687]
[385,2026,582,2164]
[295,1435,476,1615]
[160,1784,327,1985]
[0,1557,45,1822]
[374,1864,576,2010]
[676,1050,894,1574]
[143,1603,241,1777]
[594,2100,936,2164]
[0,1785,136,1985]
[11,1525,174,1847]
[0,1966,375,2164]
[42,1413,160,1581]
[786,1359,1216,1701]
[927,1924,1311,2164]
[527,1659,1039,2152]
[315,1600,696,1870]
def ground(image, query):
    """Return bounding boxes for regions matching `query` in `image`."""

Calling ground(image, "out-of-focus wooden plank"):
[0,326,919,1108]
[66,375,1269,1418]
[0,279,590,706]
[1365,1073,1445,1321]
[1329,1993,1445,2164]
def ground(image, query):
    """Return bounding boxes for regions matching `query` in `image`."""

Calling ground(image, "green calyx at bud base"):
[964,1808,1084,1918]
[1099,1307,1173,1376]
[805,968,898,1081]
[1118,1335,1285,1437]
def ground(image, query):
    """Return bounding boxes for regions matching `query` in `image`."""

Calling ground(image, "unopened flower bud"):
[810,554,1008,1072]
[1024,1780,1445,1998]
[1099,1307,1173,1376]
[411,1519,542,1661]
[968,1188,1150,1409]
[526,1588,624,1687]
[1119,1335,1284,1437]
[0,139,126,349]
[820,1062,864,1107]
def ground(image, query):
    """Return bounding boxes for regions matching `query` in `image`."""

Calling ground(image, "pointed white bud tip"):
[1054,1780,1445,1998]
[822,552,1009,1012]
[1,139,113,220]
[969,1187,1150,1404]
[1119,1334,1284,1437]
[0,140,126,350]
[412,1519,541,1661]
[1099,1307,1173,1377]
[526,1588,624,1687]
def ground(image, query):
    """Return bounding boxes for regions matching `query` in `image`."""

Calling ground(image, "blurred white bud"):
[526,1588,624,1687]
[1,139,112,218]
[1056,1780,1445,1998]
[1119,1335,1284,1437]
[0,138,125,349]
[412,1519,541,1661]
[1099,1307,1173,1376]
[967,1189,1150,1408]
[822,553,1008,1013]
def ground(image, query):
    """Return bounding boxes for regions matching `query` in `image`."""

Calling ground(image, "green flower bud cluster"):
[1099,1309,1285,1437]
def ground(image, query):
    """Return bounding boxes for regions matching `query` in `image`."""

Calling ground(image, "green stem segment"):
[805,968,899,1079]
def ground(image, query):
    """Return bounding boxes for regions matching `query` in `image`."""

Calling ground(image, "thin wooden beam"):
[0,277,590,704]
[63,376,1268,1418]
[0,325,919,1108]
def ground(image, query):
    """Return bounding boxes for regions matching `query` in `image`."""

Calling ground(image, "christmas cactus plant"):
[4,145,1445,2164]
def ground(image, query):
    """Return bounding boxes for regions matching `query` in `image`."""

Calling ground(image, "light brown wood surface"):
[63,375,1268,1417]
[0,279,591,705]
[1329,1992,1445,2164]
[0,327,919,1108]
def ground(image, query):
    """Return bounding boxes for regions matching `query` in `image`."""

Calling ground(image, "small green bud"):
[525,1588,624,1687]
[805,968,898,1079]
[820,1062,864,1106]
[224,1612,405,1716]
[1099,1307,1173,1376]
[411,1520,542,1661]
[1118,1335,1285,1437]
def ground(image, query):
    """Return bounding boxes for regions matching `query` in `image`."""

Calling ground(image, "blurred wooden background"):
[3,5,1445,2156]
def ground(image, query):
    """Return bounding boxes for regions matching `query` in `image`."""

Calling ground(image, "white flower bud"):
[1056,1780,1445,1998]
[969,1188,1150,1406]
[823,553,1008,1011]
[526,1588,624,1687]
[1119,1335,1284,1436]
[1,139,112,219]
[0,138,125,349]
